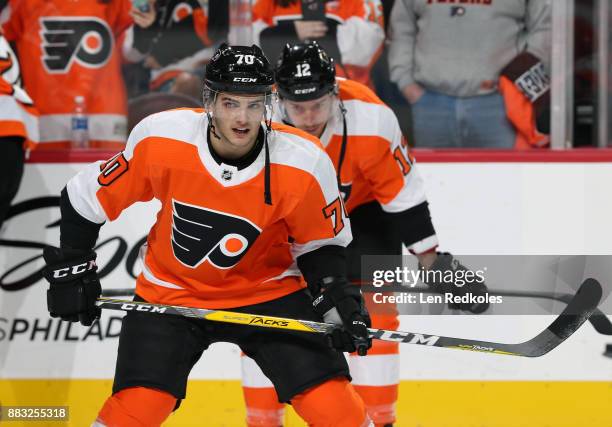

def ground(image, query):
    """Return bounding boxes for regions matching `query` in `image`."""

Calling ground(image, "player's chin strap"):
[336,98,348,189]
[263,109,272,205]
[205,90,221,140]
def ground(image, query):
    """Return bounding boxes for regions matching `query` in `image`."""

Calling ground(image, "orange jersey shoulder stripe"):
[337,78,384,105]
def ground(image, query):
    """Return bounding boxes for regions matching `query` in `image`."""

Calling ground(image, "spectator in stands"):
[1,0,132,150]
[124,0,228,100]
[369,0,412,138]
[388,0,551,149]
[252,0,385,87]
[0,31,38,229]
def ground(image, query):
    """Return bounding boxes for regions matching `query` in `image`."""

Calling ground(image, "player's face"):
[211,93,266,156]
[282,93,334,138]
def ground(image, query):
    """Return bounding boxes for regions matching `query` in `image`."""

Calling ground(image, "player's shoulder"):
[145,107,205,127]
[337,78,396,129]
[337,78,385,106]
[133,108,204,141]
[333,79,400,141]
[271,121,325,153]
[126,108,204,156]
[270,122,331,177]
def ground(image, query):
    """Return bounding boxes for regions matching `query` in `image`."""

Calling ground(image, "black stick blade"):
[428,278,603,357]
[517,278,603,357]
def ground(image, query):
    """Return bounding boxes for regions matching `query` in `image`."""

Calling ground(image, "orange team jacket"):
[64,108,352,308]
[2,0,132,149]
[0,33,39,149]
[276,78,437,253]
[252,0,384,87]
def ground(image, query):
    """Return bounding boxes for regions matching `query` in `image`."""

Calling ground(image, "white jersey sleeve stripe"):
[66,161,109,224]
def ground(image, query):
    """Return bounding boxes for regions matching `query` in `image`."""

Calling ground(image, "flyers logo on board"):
[171,200,261,269]
[40,17,113,73]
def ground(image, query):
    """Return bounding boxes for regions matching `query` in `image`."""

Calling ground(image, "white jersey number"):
[295,63,311,77]
[236,54,255,65]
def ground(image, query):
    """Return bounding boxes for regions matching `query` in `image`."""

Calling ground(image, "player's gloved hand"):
[420,252,489,314]
[311,276,372,356]
[42,245,102,326]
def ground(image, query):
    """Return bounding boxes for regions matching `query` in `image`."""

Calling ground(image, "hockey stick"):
[96,278,602,357]
[101,282,612,336]
[481,288,611,335]
[360,285,612,336]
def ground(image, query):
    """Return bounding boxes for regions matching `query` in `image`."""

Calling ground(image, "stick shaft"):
[101,285,612,336]
[97,278,601,357]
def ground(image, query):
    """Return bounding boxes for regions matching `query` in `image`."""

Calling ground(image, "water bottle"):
[71,95,89,148]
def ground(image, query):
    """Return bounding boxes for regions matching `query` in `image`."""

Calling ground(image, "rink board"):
[1,380,611,426]
[1,151,612,426]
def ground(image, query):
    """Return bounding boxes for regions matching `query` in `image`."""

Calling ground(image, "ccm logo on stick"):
[120,303,167,313]
[52,260,97,278]
[371,330,441,345]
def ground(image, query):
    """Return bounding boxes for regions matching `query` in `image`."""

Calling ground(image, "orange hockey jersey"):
[252,0,384,86]
[65,108,352,308]
[0,32,38,149]
[277,78,437,253]
[1,0,132,149]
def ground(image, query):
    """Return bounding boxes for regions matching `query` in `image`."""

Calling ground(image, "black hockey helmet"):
[275,41,336,101]
[204,43,274,95]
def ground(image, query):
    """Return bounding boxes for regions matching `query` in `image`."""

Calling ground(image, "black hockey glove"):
[312,277,372,356]
[42,245,102,326]
[420,252,489,314]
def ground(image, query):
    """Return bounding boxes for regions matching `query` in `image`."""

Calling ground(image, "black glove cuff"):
[312,276,363,317]
[419,252,467,295]
[420,252,490,313]
[43,248,97,284]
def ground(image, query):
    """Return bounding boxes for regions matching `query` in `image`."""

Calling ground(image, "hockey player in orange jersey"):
[1,0,132,149]
[41,44,374,427]
[0,30,38,228]
[239,41,491,427]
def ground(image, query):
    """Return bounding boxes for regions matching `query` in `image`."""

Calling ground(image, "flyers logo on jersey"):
[171,200,261,269]
[40,17,113,73]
